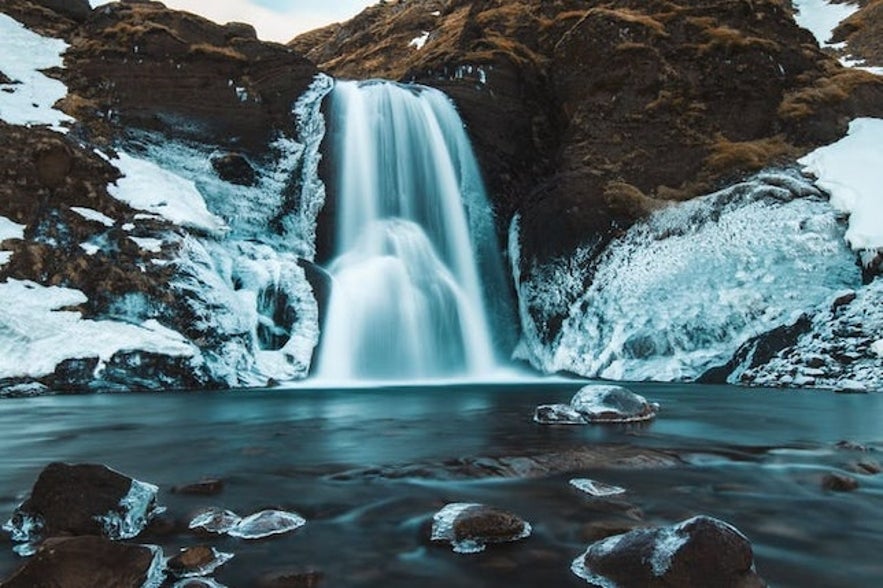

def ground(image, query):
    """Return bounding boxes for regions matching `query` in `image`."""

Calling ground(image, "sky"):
[88,0,377,43]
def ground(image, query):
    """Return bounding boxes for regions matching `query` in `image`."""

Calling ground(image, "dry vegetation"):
[779,68,883,118]
[705,134,796,172]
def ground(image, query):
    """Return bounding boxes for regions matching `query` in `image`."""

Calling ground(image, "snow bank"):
[108,151,228,235]
[0,14,74,132]
[71,207,115,227]
[792,0,858,46]
[0,280,199,380]
[0,215,25,267]
[798,117,883,251]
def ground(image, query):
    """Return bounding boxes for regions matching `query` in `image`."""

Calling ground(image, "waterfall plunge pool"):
[0,382,880,587]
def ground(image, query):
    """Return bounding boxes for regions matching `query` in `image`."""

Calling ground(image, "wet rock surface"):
[167,545,233,578]
[3,462,159,547]
[0,536,161,588]
[431,503,531,553]
[573,515,766,588]
[536,385,659,424]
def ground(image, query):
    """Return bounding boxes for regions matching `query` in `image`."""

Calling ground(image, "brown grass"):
[705,134,795,171]
[779,69,882,119]
[588,7,668,36]
[188,43,247,62]
[699,25,780,54]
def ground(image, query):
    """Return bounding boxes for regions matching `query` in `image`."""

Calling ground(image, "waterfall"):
[314,80,509,381]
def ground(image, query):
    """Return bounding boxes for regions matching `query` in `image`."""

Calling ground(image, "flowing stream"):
[314,80,511,382]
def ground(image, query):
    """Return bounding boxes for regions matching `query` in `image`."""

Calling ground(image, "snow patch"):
[792,0,858,46]
[0,280,199,380]
[410,31,430,50]
[0,215,25,267]
[71,206,115,227]
[129,236,164,253]
[0,14,74,132]
[649,525,689,576]
[798,117,883,251]
[108,151,228,235]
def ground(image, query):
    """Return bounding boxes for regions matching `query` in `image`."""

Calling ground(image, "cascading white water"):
[315,80,505,380]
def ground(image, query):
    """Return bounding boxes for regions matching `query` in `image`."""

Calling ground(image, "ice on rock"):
[2,512,44,557]
[534,403,587,425]
[171,579,228,588]
[188,508,241,535]
[571,385,659,423]
[569,479,627,497]
[188,508,305,540]
[143,545,167,588]
[410,31,430,50]
[516,171,860,381]
[96,479,164,540]
[70,207,115,227]
[430,503,531,554]
[227,509,306,539]
[167,546,234,578]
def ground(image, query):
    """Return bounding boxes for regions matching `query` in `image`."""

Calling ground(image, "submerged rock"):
[431,503,531,554]
[167,545,234,578]
[0,536,163,588]
[172,478,225,496]
[821,473,860,492]
[572,515,766,587]
[255,569,324,587]
[535,385,659,425]
[3,463,162,554]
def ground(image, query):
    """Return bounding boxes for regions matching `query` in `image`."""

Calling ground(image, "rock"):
[3,463,161,553]
[224,21,257,40]
[255,569,324,588]
[167,545,234,578]
[572,515,766,588]
[570,478,627,497]
[188,507,241,535]
[533,403,586,425]
[171,579,228,588]
[172,478,225,496]
[848,459,882,475]
[0,536,163,588]
[821,473,860,492]
[35,0,91,22]
[211,153,257,186]
[570,385,659,423]
[430,503,531,554]
[535,386,659,425]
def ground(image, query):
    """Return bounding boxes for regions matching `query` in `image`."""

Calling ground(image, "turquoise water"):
[0,382,880,586]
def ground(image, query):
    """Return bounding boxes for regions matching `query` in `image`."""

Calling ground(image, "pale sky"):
[88,0,377,43]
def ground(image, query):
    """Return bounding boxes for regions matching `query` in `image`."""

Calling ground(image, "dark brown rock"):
[166,544,233,578]
[35,0,90,22]
[848,459,882,475]
[212,152,257,186]
[453,505,528,544]
[1,536,160,588]
[574,515,766,588]
[822,472,860,492]
[9,462,156,540]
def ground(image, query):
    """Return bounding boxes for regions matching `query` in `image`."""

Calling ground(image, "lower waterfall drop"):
[315,80,506,381]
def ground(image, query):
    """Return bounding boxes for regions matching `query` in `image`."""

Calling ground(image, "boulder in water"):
[3,463,162,555]
[572,515,766,587]
[430,503,531,554]
[188,507,306,539]
[167,545,234,578]
[0,536,163,588]
[535,385,659,425]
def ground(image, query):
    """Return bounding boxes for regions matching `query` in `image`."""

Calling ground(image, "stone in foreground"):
[167,545,234,578]
[431,503,531,554]
[1,536,164,588]
[2,463,161,555]
[535,385,659,425]
[188,508,306,539]
[572,515,766,587]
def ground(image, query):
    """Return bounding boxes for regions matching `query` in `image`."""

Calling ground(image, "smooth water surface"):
[0,383,881,587]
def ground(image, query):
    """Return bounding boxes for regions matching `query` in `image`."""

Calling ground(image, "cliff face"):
[293,0,883,264]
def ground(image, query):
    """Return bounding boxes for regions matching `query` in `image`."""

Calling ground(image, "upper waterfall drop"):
[314,79,511,381]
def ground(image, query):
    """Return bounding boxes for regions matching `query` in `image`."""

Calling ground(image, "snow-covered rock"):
[430,503,531,554]
[572,516,765,588]
[188,508,306,540]
[570,478,627,497]
[535,385,659,425]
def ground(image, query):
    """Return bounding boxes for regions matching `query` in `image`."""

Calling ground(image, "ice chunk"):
[227,509,306,539]
[129,236,164,253]
[569,478,626,497]
[534,403,586,425]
